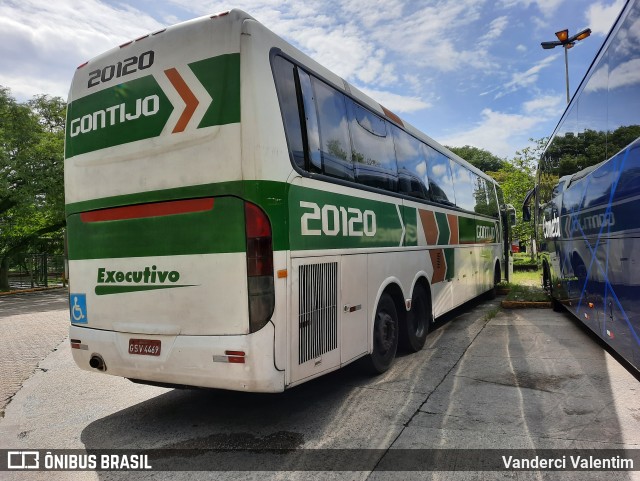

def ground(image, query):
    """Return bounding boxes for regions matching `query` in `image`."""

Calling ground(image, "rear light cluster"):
[225,350,246,363]
[244,202,274,332]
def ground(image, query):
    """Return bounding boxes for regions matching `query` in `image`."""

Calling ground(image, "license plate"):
[128,339,161,356]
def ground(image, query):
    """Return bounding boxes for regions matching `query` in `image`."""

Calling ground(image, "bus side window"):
[561,178,584,215]
[347,99,398,192]
[426,148,456,206]
[488,182,500,218]
[311,78,355,182]
[297,70,322,173]
[613,142,640,202]
[392,125,429,200]
[272,56,306,171]
[583,161,615,208]
[473,176,491,216]
[450,160,476,211]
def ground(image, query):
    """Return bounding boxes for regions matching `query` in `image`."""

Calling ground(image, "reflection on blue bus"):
[529,0,640,371]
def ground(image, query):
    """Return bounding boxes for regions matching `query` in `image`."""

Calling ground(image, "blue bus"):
[526,0,640,371]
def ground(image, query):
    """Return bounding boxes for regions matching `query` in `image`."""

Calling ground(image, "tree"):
[446,145,507,173]
[0,87,66,289]
[490,138,546,258]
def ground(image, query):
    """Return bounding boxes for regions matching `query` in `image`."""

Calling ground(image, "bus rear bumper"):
[69,322,285,393]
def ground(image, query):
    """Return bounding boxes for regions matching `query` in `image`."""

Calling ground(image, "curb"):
[501,300,552,309]
[0,286,67,297]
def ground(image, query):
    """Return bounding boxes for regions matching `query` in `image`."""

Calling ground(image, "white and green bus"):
[65,10,509,392]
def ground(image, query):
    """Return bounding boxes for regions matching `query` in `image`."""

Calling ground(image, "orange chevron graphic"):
[429,249,446,284]
[164,68,199,133]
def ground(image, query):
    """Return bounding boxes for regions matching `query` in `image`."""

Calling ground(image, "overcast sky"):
[0,0,626,158]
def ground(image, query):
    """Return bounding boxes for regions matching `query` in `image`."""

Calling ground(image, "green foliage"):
[505,284,550,303]
[512,252,540,267]
[489,138,546,253]
[446,145,507,172]
[510,269,542,286]
[0,87,66,288]
[326,139,348,161]
[544,126,640,177]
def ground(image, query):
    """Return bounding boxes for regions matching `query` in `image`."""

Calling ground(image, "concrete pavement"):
[0,290,69,417]
[0,291,639,480]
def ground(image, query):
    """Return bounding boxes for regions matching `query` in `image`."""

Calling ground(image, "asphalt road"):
[1,290,639,480]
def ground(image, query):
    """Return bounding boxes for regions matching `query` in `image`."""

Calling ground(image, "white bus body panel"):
[70,322,285,392]
[65,12,248,205]
[68,254,248,335]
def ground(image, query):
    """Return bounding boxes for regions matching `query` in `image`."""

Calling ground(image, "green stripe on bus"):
[65,75,173,158]
[435,212,450,245]
[66,179,499,260]
[64,53,241,158]
[458,217,476,244]
[289,185,405,250]
[95,285,195,296]
[66,181,291,254]
[476,219,498,243]
[403,206,418,247]
[444,248,455,280]
[190,54,241,128]
[67,196,246,260]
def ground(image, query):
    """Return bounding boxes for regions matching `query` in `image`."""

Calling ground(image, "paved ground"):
[0,289,69,417]
[0,290,639,480]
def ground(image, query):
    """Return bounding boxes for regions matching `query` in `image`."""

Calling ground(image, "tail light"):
[245,202,274,332]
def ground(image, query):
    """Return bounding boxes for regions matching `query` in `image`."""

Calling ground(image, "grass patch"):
[512,252,540,265]
[498,267,550,307]
[510,269,542,286]
[497,270,541,289]
[484,306,501,321]
[505,284,550,302]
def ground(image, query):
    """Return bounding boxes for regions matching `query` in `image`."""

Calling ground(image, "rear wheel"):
[401,283,431,352]
[366,293,399,374]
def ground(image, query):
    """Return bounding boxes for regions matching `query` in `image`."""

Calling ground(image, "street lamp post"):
[541,28,591,104]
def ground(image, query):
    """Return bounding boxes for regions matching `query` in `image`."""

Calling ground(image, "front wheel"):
[546,264,565,312]
[486,264,500,300]
[366,293,399,374]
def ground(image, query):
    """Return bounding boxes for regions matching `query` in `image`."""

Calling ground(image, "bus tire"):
[486,263,500,300]
[401,283,430,352]
[542,263,552,292]
[545,264,564,312]
[552,297,564,312]
[366,292,399,374]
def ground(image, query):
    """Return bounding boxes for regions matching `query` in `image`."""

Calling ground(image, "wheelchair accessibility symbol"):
[70,294,88,324]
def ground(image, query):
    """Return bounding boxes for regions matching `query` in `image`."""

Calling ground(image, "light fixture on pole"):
[541,28,591,104]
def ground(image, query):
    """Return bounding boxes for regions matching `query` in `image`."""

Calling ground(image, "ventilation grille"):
[298,262,338,364]
[434,251,443,269]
